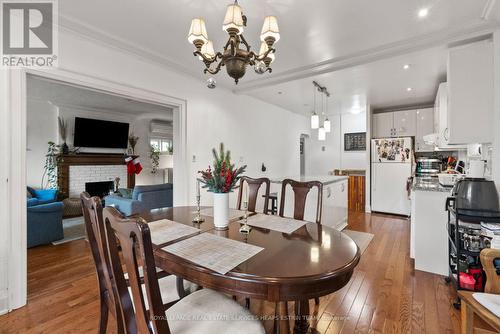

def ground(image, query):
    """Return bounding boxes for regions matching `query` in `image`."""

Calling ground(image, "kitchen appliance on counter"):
[416,157,442,177]
[371,137,413,215]
[446,178,500,308]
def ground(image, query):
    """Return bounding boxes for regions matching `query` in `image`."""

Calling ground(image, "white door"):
[372,113,394,138]
[393,110,416,137]
[371,162,411,215]
[415,108,434,152]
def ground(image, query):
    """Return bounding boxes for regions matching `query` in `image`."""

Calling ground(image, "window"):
[150,138,172,153]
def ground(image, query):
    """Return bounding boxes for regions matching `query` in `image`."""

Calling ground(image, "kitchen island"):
[270,175,349,230]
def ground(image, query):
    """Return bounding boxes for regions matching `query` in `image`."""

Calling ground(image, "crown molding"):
[57,14,202,81]
[233,20,500,94]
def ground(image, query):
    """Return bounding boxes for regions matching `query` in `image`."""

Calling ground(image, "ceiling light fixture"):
[403,64,410,70]
[418,8,429,18]
[187,0,280,84]
[318,126,326,141]
[323,94,331,133]
[407,87,413,92]
[311,85,319,129]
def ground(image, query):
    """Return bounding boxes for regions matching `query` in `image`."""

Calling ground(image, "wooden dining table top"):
[137,206,360,300]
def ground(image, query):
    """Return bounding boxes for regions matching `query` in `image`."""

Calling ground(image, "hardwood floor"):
[0,212,463,333]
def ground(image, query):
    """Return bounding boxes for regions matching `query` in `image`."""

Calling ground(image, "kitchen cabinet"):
[348,175,365,212]
[372,110,416,138]
[415,108,434,152]
[393,110,416,137]
[372,112,394,138]
[447,40,494,144]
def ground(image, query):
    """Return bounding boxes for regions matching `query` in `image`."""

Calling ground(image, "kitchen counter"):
[270,175,348,185]
[412,177,453,193]
[333,169,366,176]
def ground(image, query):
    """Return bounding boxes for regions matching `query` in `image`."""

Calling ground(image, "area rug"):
[52,216,87,245]
[342,229,374,254]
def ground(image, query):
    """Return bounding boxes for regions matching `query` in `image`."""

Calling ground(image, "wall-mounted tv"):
[73,117,129,149]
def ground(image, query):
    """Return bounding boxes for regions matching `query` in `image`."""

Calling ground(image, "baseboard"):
[0,292,9,315]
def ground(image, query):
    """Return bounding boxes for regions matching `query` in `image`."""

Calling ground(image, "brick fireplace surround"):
[57,154,136,198]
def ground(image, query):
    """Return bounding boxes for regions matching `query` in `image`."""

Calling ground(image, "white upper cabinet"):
[415,108,434,152]
[447,40,494,144]
[372,112,394,138]
[393,110,416,137]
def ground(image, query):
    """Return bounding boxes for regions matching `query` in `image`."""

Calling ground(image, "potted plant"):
[128,134,139,155]
[150,145,160,174]
[41,141,61,189]
[198,143,246,229]
[58,116,69,154]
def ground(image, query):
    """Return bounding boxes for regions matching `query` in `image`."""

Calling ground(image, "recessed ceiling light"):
[403,64,410,70]
[407,87,413,92]
[418,8,429,18]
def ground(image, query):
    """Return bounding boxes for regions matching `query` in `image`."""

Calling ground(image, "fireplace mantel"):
[58,154,137,198]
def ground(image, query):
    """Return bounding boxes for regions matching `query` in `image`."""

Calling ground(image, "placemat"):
[242,213,307,234]
[199,207,247,221]
[148,219,200,246]
[162,233,264,274]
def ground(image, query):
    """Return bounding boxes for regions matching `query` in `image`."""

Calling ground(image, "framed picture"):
[344,132,366,151]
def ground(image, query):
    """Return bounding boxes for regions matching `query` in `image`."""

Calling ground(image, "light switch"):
[192,155,196,162]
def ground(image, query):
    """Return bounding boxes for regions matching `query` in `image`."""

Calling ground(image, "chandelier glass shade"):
[318,127,326,141]
[311,113,319,129]
[188,0,280,84]
[324,118,331,133]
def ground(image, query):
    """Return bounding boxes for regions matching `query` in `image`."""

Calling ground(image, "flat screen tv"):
[73,117,129,149]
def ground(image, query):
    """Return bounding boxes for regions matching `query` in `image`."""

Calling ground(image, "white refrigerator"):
[371,137,413,216]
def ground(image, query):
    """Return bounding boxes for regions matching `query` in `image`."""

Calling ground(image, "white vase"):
[213,192,229,230]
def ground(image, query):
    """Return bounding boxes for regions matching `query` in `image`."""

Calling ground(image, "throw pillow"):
[33,189,58,201]
[118,188,133,199]
[26,189,32,199]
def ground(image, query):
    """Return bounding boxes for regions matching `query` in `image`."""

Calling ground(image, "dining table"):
[137,206,361,334]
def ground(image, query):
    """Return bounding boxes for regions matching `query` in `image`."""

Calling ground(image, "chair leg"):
[314,297,320,305]
[98,295,109,334]
[461,301,474,334]
[245,298,250,309]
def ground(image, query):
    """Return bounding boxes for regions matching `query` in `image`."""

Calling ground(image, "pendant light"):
[311,86,319,129]
[324,95,331,133]
[318,91,326,141]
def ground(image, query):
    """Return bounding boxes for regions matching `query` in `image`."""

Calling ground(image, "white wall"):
[307,111,367,175]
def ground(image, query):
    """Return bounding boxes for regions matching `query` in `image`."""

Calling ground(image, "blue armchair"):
[27,201,64,248]
[105,183,173,216]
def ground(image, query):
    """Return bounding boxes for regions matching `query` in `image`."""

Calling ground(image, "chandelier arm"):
[204,59,225,75]
[239,34,251,52]
[254,47,275,62]
[193,51,222,65]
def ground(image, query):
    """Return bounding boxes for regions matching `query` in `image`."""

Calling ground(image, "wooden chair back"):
[279,179,323,224]
[236,176,270,214]
[481,248,500,294]
[103,206,169,334]
[80,192,123,331]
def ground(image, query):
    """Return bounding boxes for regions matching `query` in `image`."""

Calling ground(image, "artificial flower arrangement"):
[198,143,246,193]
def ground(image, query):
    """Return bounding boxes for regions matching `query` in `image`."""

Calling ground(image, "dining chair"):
[279,179,323,305]
[279,179,323,224]
[459,248,500,334]
[80,192,124,334]
[102,206,266,334]
[236,176,270,214]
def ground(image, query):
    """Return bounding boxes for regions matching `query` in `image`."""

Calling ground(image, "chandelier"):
[187,0,280,84]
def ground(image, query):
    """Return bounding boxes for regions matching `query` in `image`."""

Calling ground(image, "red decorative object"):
[133,158,143,175]
[125,156,135,175]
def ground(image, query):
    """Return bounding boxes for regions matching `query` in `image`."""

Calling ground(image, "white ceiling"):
[58,0,500,113]
[27,76,174,119]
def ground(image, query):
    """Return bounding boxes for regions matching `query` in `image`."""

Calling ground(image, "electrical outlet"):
[322,146,326,151]
[192,155,196,163]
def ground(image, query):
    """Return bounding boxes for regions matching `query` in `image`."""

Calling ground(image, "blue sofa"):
[105,183,173,216]
[27,188,64,248]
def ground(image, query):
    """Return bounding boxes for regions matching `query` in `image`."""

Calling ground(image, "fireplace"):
[85,181,114,198]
